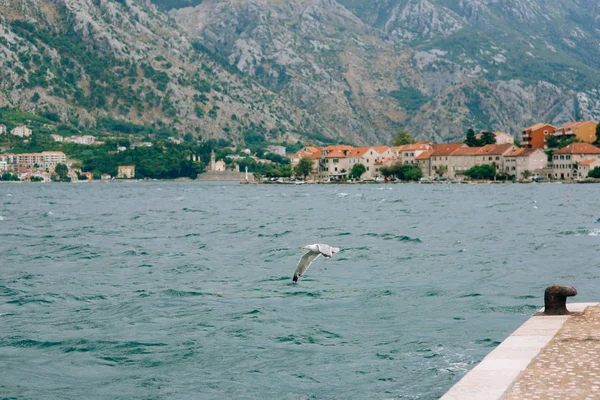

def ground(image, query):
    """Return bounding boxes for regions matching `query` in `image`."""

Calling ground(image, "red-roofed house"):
[399,143,431,166]
[442,144,516,179]
[553,121,597,143]
[522,123,555,149]
[503,148,548,179]
[577,159,600,179]
[551,143,600,179]
[347,147,381,180]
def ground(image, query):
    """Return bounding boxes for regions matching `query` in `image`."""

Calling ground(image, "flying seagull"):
[292,244,340,282]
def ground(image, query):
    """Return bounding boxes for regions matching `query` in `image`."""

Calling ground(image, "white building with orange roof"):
[320,148,352,180]
[577,159,600,179]
[42,151,67,166]
[10,125,32,138]
[16,153,45,167]
[347,147,382,180]
[117,165,136,179]
[503,148,548,179]
[441,143,516,179]
[551,143,600,179]
[399,143,432,166]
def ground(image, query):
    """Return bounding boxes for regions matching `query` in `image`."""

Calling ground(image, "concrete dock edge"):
[439,302,599,400]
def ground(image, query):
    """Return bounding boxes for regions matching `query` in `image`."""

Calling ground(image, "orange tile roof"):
[557,121,594,130]
[505,148,540,157]
[416,150,433,160]
[478,144,515,155]
[372,146,391,154]
[303,152,321,160]
[452,145,490,155]
[579,159,599,166]
[303,146,322,153]
[325,150,347,158]
[323,145,354,152]
[431,143,466,156]
[523,123,554,132]
[553,143,600,155]
[401,143,430,151]
[348,147,372,157]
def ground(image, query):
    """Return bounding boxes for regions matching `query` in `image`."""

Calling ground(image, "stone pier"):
[440,302,600,400]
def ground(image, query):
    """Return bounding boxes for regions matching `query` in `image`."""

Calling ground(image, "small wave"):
[6,194,12,197]
[589,229,600,237]
[337,192,348,197]
[362,233,421,242]
[258,230,292,238]
[0,216,4,221]
[163,289,211,297]
[336,232,352,236]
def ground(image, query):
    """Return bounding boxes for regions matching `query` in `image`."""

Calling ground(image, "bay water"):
[1,182,599,399]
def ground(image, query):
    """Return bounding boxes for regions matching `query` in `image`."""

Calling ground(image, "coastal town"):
[288,120,600,182]
[2,119,600,183]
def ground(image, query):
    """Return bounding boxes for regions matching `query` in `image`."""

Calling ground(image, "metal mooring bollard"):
[543,285,577,315]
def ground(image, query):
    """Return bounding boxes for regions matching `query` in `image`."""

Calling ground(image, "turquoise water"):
[1,182,599,399]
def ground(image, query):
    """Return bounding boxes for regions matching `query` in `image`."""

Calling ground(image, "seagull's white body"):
[292,244,340,282]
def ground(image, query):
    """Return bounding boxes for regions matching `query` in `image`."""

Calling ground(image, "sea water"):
[1,182,599,399]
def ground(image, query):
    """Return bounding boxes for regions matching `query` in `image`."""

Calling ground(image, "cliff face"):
[2,0,600,145]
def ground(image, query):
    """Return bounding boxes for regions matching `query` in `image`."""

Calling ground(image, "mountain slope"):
[169,0,600,142]
[1,0,600,145]
[0,0,326,145]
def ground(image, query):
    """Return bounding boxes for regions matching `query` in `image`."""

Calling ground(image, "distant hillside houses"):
[10,125,32,137]
[0,151,67,171]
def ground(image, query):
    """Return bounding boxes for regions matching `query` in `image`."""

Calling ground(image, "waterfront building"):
[0,154,7,171]
[522,123,555,149]
[42,151,67,165]
[427,143,468,178]
[101,174,112,181]
[347,147,382,180]
[10,125,32,138]
[117,165,135,179]
[503,148,548,179]
[551,143,600,180]
[16,153,45,167]
[577,159,600,179]
[398,143,431,166]
[553,121,597,143]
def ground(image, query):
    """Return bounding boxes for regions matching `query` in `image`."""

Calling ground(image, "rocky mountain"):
[1,0,600,145]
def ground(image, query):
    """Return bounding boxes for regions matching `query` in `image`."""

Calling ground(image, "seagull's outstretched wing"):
[316,244,340,258]
[293,251,322,282]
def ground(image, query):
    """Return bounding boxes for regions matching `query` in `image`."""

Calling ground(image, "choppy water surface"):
[1,182,600,399]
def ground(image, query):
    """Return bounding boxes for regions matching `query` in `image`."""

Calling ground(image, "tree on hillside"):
[55,163,68,177]
[595,122,600,145]
[294,158,313,179]
[350,163,366,180]
[391,130,416,146]
[465,128,479,147]
[480,131,496,145]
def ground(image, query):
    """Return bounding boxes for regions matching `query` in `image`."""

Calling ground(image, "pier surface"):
[440,302,599,400]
